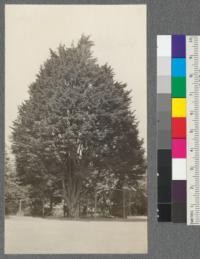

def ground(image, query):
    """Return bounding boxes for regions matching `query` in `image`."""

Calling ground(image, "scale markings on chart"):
[187,36,200,225]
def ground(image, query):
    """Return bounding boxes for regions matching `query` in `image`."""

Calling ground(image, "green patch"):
[172,77,186,97]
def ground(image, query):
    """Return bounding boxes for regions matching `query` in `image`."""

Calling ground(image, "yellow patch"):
[172,98,186,117]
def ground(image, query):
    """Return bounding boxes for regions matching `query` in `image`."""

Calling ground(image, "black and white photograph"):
[5,4,147,254]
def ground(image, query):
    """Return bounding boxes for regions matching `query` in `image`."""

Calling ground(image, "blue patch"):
[172,58,186,77]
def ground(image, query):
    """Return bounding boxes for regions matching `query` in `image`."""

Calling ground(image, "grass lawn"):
[5,216,147,254]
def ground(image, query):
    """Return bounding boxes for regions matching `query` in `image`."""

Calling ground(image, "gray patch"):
[157,111,171,131]
[157,76,171,93]
[157,130,171,149]
[157,57,171,76]
[157,93,171,112]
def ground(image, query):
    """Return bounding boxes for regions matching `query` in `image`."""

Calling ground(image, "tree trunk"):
[68,202,79,218]
[49,198,53,215]
[42,199,45,217]
[62,172,82,218]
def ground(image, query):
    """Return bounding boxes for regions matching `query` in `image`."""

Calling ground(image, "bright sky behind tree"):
[5,4,146,149]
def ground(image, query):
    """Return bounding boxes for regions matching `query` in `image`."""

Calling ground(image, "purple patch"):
[172,180,186,203]
[172,35,186,58]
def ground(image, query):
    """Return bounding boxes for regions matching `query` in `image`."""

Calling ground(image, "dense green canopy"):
[11,35,146,217]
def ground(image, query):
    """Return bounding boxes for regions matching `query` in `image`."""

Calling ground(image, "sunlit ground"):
[5,216,147,254]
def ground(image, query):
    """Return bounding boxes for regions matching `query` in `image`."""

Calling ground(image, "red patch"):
[172,118,186,139]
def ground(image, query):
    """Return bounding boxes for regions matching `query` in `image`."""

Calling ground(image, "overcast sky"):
[5,4,146,149]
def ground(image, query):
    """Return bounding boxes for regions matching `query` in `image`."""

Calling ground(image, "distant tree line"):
[5,36,147,218]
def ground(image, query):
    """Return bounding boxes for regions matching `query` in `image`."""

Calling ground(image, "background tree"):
[5,146,29,215]
[11,35,146,218]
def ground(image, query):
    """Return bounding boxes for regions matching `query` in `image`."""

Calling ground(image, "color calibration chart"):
[157,35,200,225]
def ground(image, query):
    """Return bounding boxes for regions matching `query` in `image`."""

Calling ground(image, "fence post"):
[94,193,97,217]
[123,189,126,219]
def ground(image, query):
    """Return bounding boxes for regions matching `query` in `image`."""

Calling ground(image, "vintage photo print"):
[5,4,147,254]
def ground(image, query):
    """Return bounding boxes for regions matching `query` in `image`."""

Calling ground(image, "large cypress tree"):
[12,35,146,217]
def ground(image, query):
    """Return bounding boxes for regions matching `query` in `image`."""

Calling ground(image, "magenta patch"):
[172,139,186,158]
